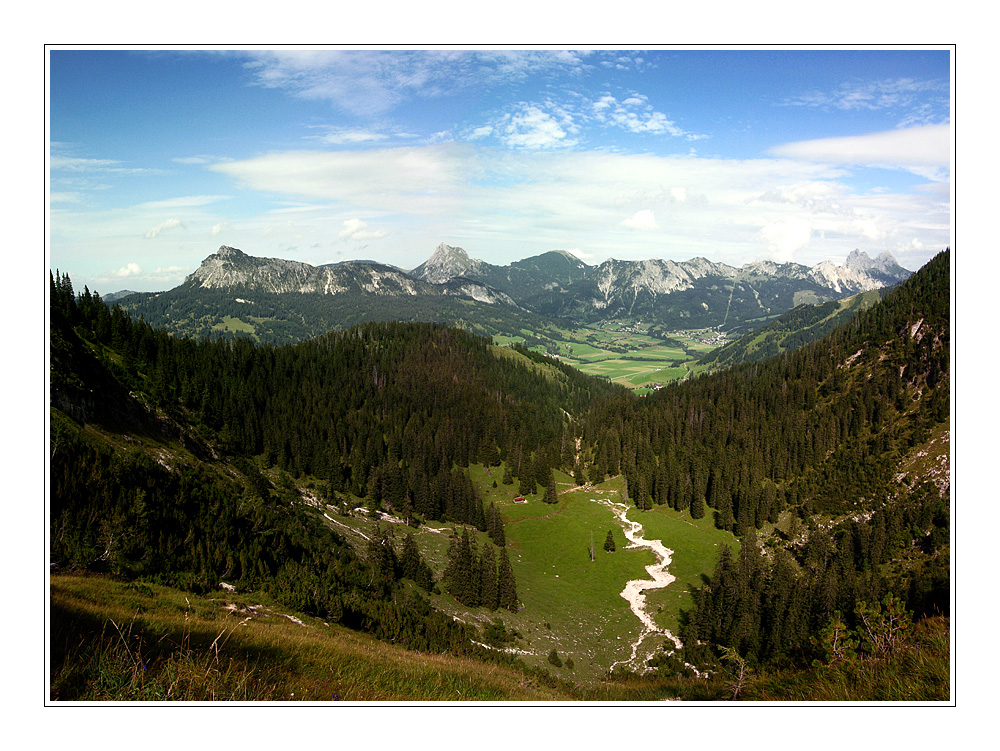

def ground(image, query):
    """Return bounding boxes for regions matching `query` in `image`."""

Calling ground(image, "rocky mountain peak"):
[215,245,248,260]
[411,243,476,284]
[844,249,876,271]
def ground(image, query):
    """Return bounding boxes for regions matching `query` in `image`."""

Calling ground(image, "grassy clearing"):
[211,315,257,338]
[628,507,737,635]
[307,467,739,683]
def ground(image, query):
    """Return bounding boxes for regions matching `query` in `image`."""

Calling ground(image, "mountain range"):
[117,243,912,345]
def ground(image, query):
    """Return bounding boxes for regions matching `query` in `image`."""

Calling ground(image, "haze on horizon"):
[48,46,952,295]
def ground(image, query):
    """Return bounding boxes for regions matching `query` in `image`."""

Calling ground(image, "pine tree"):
[479,544,499,610]
[544,472,558,504]
[604,529,616,552]
[690,492,705,520]
[485,503,506,547]
[497,549,518,612]
[399,532,434,591]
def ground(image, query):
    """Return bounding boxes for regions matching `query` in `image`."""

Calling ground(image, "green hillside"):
[697,288,887,374]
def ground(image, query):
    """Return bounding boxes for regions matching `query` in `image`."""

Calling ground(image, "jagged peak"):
[431,242,470,262]
[214,245,247,259]
[844,249,875,270]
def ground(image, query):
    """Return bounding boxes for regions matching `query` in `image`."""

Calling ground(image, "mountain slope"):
[696,288,888,373]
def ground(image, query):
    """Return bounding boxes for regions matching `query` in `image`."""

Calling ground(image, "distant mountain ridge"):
[118,242,914,345]
[188,242,908,310]
[188,245,516,306]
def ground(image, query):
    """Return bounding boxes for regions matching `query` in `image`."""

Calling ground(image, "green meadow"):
[497,323,724,392]
[313,465,737,681]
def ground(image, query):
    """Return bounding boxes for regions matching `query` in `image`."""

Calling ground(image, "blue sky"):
[48,47,952,293]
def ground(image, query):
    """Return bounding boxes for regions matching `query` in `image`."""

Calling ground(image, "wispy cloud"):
[49,192,83,203]
[473,92,705,150]
[207,141,947,268]
[591,93,706,139]
[144,217,186,239]
[137,195,229,210]
[318,128,393,145]
[769,123,951,181]
[241,50,592,117]
[785,77,948,111]
[209,143,471,215]
[783,77,950,128]
[50,153,151,175]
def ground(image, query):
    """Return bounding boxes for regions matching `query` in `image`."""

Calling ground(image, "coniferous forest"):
[48,248,950,699]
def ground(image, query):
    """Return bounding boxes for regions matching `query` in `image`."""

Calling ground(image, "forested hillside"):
[580,249,950,671]
[49,273,620,661]
[698,288,887,373]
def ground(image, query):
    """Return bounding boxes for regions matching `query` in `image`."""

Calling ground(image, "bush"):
[547,649,563,668]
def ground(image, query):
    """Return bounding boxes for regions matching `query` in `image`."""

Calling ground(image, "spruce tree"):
[497,549,518,612]
[399,532,434,591]
[479,544,499,610]
[690,493,705,520]
[544,472,558,504]
[604,529,616,552]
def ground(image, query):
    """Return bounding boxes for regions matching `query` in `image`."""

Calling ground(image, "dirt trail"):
[592,498,684,673]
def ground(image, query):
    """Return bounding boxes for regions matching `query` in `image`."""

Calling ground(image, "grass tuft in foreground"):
[50,575,576,702]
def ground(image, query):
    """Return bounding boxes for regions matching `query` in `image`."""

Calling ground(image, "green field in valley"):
[498,322,728,392]
[307,465,737,681]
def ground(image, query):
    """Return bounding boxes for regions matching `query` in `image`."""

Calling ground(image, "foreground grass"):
[50,575,576,702]
[50,574,949,702]
[741,617,951,702]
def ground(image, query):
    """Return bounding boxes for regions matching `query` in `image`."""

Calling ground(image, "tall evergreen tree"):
[479,544,499,610]
[497,549,519,612]
[604,529,616,552]
[399,532,434,591]
[544,471,558,504]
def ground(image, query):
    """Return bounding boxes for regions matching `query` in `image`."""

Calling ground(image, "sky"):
[47,46,953,294]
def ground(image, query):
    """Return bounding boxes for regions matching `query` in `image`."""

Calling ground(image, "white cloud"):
[499,104,578,149]
[137,195,229,210]
[590,93,706,140]
[619,210,660,231]
[210,143,471,215]
[49,192,82,203]
[203,142,948,270]
[769,123,951,181]
[210,221,231,237]
[758,219,812,263]
[468,125,494,139]
[784,77,949,115]
[144,217,186,239]
[115,262,142,277]
[339,218,389,242]
[319,129,391,145]
[50,152,152,176]
[172,155,215,165]
[241,50,591,117]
